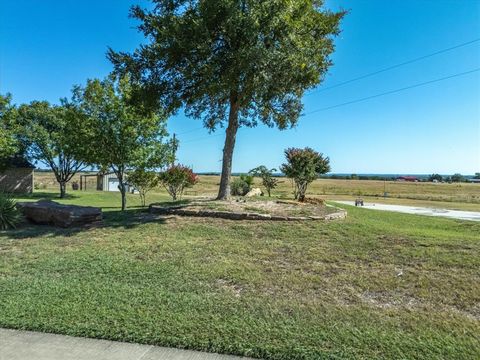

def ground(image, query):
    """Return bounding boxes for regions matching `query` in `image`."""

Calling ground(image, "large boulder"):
[245,188,263,197]
[17,200,102,228]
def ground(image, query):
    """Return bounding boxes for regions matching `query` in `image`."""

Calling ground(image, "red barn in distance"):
[396,176,419,182]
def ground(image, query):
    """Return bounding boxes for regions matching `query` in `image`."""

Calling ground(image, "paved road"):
[0,329,255,360]
[336,201,480,221]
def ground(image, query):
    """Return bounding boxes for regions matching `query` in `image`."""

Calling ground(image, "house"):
[396,176,419,182]
[468,178,480,184]
[0,156,35,193]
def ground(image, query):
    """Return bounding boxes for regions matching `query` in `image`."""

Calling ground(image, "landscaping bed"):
[150,198,346,221]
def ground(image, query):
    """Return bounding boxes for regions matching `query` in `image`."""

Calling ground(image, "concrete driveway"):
[0,329,255,360]
[335,201,480,221]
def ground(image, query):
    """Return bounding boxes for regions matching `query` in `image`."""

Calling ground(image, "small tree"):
[15,101,87,198]
[128,169,159,207]
[74,75,176,211]
[474,173,480,180]
[159,165,198,201]
[249,166,278,197]
[280,147,330,202]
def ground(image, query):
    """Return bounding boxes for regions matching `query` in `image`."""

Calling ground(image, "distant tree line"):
[318,173,477,183]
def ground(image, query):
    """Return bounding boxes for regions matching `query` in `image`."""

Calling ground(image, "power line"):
[176,126,205,135]
[303,68,480,116]
[307,38,480,95]
[173,39,479,137]
[180,68,479,143]
[182,132,225,144]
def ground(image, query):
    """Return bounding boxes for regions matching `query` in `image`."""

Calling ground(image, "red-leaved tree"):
[159,165,198,201]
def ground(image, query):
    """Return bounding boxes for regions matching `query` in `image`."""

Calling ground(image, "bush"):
[240,174,254,188]
[230,178,251,196]
[159,165,198,200]
[0,193,21,230]
[280,147,330,201]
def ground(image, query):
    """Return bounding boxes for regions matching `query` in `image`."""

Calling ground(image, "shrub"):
[128,169,159,207]
[249,166,279,197]
[0,193,21,230]
[280,147,330,202]
[159,165,198,200]
[240,174,254,188]
[230,178,250,196]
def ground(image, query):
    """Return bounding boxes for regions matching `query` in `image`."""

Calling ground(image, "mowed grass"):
[1,191,479,359]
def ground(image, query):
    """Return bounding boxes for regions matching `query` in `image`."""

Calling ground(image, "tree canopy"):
[128,169,160,207]
[159,164,198,201]
[451,173,465,183]
[73,75,177,210]
[109,0,345,199]
[15,100,87,198]
[281,147,330,201]
[0,94,20,169]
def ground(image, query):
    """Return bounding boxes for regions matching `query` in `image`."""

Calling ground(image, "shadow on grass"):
[13,192,80,201]
[2,208,167,240]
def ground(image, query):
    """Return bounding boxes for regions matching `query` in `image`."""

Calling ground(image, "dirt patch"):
[150,198,346,221]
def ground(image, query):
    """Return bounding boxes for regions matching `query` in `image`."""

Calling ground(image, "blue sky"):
[1,0,479,174]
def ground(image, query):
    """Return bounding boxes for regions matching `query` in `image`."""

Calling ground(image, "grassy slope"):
[0,192,479,359]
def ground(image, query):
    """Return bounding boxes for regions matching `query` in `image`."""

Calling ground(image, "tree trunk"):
[120,184,127,211]
[217,96,239,200]
[117,171,127,211]
[59,181,66,198]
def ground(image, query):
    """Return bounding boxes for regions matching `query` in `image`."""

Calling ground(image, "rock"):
[17,200,102,228]
[245,188,263,197]
[324,210,347,220]
[245,213,271,220]
[270,215,289,221]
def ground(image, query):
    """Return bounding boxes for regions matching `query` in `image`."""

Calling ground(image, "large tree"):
[15,101,87,198]
[108,0,345,200]
[73,75,176,211]
[0,94,19,169]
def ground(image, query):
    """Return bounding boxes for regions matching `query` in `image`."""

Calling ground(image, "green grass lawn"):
[0,191,479,359]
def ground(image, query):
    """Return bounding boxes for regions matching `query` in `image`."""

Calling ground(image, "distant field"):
[33,172,480,211]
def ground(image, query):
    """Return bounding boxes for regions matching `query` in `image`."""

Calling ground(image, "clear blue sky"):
[1,0,479,174]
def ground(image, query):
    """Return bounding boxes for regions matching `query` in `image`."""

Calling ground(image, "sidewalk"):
[0,328,255,360]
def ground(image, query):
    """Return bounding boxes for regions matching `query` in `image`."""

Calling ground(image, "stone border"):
[149,203,347,221]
